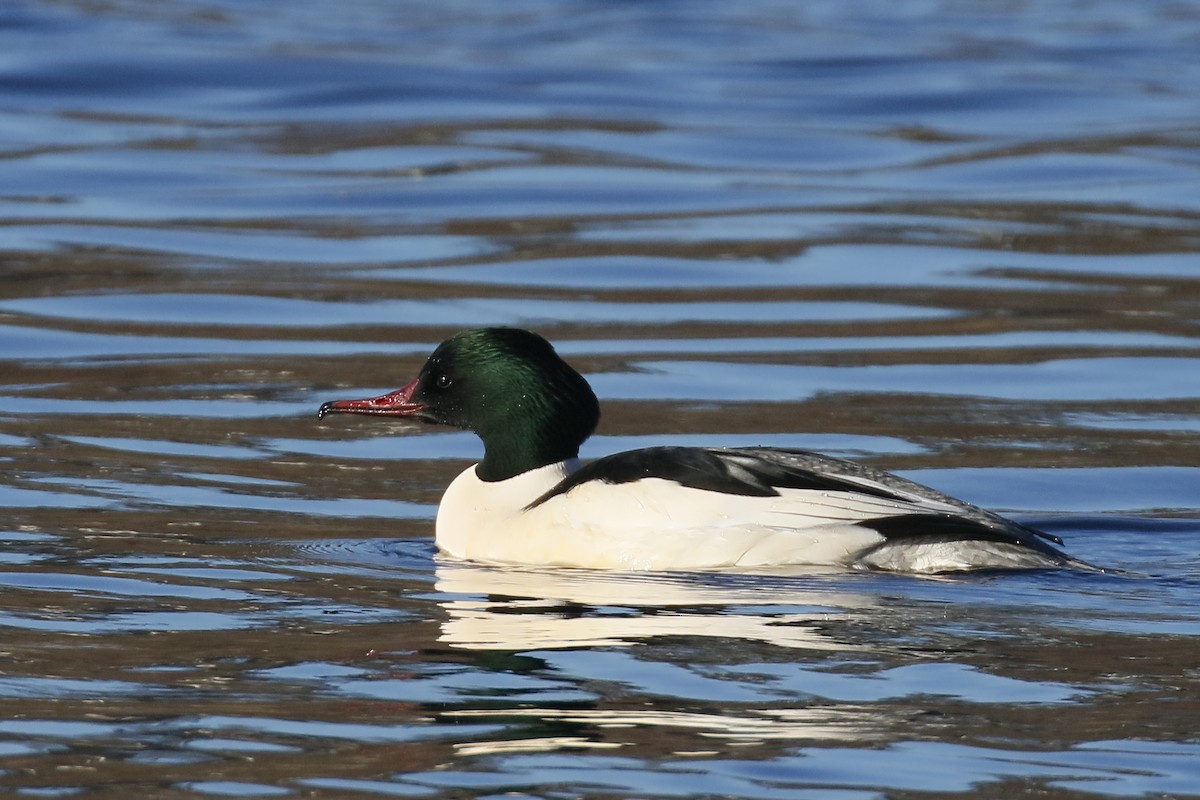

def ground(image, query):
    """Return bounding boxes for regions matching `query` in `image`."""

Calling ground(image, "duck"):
[318,327,1085,573]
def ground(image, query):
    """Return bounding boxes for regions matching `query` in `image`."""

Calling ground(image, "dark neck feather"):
[474,369,599,482]
[427,327,600,482]
[477,426,584,482]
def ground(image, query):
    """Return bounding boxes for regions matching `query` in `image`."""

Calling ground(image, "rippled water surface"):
[3,1,1200,797]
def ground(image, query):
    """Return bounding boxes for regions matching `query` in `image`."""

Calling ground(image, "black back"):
[527,446,1067,558]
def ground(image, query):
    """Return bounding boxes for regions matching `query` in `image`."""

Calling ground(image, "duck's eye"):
[434,374,453,390]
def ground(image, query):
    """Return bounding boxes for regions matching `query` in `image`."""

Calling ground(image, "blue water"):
[2,1,1199,797]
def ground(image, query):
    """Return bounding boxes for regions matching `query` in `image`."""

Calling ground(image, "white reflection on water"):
[451,706,882,752]
[436,560,892,752]
[434,560,873,651]
[399,738,1200,798]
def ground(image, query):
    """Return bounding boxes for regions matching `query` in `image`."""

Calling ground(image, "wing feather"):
[528,446,1068,562]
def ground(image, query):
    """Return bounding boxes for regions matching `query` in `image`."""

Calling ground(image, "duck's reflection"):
[433,561,888,751]
[449,705,883,753]
[433,559,875,651]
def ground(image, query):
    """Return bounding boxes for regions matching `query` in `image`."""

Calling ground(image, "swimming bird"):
[318,327,1082,573]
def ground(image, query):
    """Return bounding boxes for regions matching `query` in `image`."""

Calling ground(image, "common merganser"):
[318,327,1083,573]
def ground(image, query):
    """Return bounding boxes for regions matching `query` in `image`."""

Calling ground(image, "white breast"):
[434,461,890,570]
[434,460,575,562]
